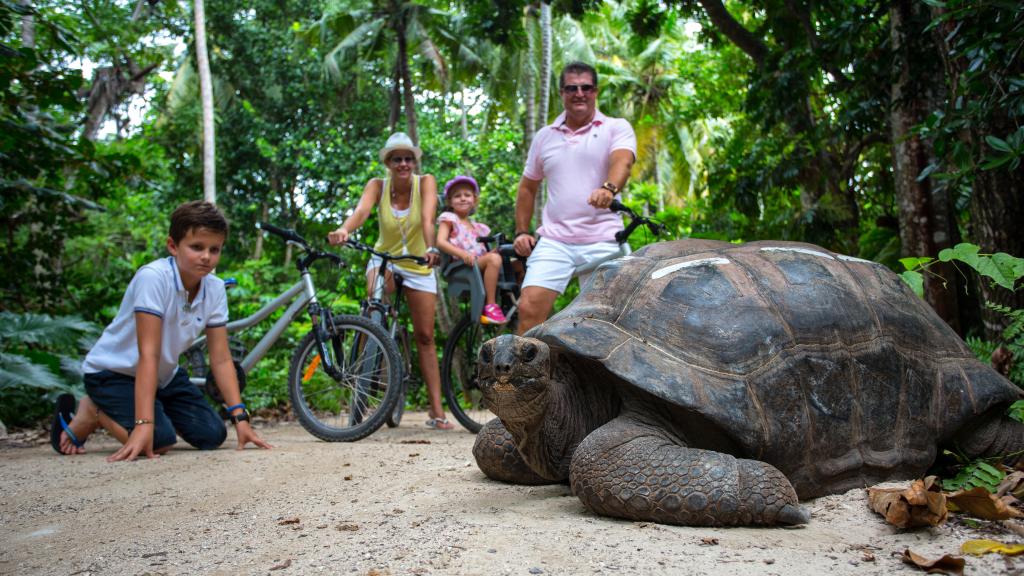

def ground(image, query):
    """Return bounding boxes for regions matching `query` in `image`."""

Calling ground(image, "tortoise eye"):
[480,343,494,363]
[521,343,538,362]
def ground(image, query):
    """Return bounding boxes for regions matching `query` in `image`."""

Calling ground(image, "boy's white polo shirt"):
[82,257,228,387]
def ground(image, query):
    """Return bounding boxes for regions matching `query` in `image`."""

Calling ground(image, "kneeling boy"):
[54,200,270,460]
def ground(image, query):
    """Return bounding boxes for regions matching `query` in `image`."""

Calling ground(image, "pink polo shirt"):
[523,109,637,244]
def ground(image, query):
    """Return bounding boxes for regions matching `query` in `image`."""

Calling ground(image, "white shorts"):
[521,237,624,294]
[366,255,437,294]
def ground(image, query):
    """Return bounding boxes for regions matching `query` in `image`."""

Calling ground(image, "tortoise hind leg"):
[954,413,1024,466]
[570,416,809,526]
[473,418,555,485]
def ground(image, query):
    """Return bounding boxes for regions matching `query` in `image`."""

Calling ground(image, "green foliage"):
[902,243,1024,388]
[940,456,1006,493]
[1009,401,1024,423]
[0,311,99,427]
[900,242,1024,297]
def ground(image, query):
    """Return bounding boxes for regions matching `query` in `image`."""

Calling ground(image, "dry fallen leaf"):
[960,539,1024,556]
[269,559,292,571]
[699,537,718,545]
[344,475,353,481]
[900,549,964,575]
[996,471,1024,500]
[277,517,300,525]
[947,486,1023,520]
[400,439,431,444]
[868,477,947,528]
[336,523,359,531]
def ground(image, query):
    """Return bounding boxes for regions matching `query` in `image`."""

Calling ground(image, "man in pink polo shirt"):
[512,61,637,334]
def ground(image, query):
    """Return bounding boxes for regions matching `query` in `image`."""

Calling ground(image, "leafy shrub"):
[0,312,99,427]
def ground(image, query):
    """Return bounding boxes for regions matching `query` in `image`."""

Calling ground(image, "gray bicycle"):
[182,222,403,442]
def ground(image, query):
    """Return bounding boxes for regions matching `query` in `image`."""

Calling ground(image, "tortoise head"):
[478,334,553,422]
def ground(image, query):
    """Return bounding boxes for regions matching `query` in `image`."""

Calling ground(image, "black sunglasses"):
[389,155,416,165]
[562,83,596,94]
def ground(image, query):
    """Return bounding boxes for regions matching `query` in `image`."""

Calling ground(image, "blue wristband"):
[225,402,246,413]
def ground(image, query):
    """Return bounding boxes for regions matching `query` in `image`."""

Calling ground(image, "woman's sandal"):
[425,417,455,430]
[50,393,85,454]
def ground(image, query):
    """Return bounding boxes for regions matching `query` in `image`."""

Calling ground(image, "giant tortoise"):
[472,239,1023,527]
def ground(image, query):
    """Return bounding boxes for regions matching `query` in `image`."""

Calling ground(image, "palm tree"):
[304,0,459,146]
[194,0,216,203]
[559,1,719,211]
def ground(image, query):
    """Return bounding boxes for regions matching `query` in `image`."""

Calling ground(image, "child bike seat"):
[441,254,486,322]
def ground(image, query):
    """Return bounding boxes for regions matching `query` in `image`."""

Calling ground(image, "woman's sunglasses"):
[389,155,416,165]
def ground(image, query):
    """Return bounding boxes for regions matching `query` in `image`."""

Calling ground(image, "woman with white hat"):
[327,132,455,430]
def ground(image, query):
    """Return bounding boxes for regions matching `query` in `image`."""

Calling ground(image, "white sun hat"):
[378,132,423,164]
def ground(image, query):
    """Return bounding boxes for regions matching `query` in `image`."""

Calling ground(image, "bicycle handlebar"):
[256,222,308,247]
[255,223,343,268]
[343,239,428,266]
[609,200,666,240]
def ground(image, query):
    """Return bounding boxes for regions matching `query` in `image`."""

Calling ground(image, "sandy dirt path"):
[1,412,1019,575]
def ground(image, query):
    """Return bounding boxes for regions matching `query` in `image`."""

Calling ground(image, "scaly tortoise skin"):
[472,239,1024,527]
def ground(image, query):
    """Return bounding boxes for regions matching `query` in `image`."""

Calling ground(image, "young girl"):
[437,175,507,324]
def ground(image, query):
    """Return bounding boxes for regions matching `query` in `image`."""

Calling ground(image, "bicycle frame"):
[188,222,346,386]
[187,281,311,386]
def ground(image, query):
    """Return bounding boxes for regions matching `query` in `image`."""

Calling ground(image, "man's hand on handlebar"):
[588,187,615,209]
[327,227,349,245]
[514,232,536,258]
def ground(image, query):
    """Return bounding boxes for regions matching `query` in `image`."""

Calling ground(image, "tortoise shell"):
[530,239,1022,496]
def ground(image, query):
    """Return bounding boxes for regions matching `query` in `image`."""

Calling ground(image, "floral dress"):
[438,212,491,258]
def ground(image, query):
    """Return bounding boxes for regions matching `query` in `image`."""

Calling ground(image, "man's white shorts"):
[366,255,437,294]
[521,237,624,294]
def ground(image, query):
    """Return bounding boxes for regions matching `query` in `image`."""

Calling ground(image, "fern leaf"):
[0,352,66,391]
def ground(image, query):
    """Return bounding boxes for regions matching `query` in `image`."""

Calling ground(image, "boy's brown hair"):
[169,200,229,243]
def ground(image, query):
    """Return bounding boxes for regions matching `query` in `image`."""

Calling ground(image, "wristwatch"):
[229,409,251,425]
[601,181,620,194]
[426,246,440,256]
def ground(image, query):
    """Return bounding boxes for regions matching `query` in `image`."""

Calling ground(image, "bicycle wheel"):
[442,314,514,433]
[288,314,402,442]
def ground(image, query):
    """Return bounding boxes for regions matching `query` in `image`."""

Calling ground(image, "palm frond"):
[0,312,98,348]
[0,352,66,391]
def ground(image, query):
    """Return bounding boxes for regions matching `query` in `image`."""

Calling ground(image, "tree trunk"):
[889,0,961,332]
[928,6,1024,339]
[539,2,552,126]
[253,202,268,260]
[523,6,538,148]
[394,16,418,146]
[194,0,216,203]
[389,62,402,133]
[459,87,469,140]
[19,1,33,48]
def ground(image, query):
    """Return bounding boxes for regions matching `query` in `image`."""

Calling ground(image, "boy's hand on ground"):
[108,425,158,462]
[235,421,272,450]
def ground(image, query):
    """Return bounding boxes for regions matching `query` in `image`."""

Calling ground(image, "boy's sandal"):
[50,393,85,455]
[425,417,455,430]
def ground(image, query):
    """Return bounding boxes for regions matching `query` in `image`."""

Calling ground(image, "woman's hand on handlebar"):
[424,250,440,268]
[514,232,536,257]
[327,227,350,246]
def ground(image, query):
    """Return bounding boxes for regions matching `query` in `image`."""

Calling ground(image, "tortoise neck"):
[509,357,621,481]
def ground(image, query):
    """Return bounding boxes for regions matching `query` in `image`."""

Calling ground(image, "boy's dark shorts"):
[84,369,227,450]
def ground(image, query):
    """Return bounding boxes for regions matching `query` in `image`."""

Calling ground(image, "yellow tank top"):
[375,175,430,275]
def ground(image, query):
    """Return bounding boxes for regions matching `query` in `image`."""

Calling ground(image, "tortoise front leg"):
[473,418,556,485]
[570,416,809,526]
